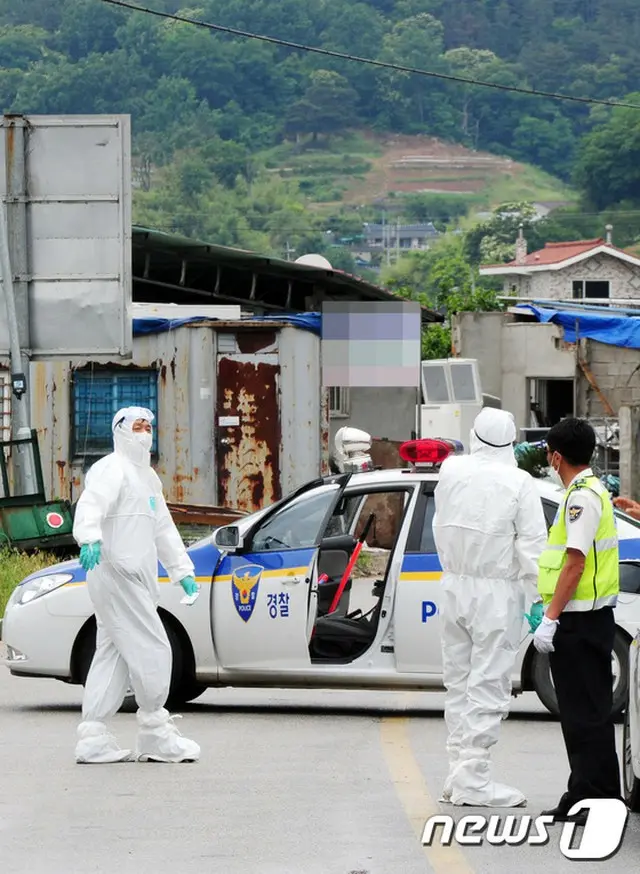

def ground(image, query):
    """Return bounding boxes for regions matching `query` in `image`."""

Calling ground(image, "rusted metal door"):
[216,353,281,512]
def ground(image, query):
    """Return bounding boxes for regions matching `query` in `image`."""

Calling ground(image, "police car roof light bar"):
[399,438,463,466]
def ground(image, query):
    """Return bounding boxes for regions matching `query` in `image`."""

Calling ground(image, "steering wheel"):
[262,535,289,550]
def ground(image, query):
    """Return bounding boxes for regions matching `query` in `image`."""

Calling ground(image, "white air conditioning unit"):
[418,359,484,448]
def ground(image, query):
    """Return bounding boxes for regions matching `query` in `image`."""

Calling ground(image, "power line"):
[97,0,640,111]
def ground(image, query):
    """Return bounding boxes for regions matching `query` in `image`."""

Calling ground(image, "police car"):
[622,626,640,809]
[4,429,640,718]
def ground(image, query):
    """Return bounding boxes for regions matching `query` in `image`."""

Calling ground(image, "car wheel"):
[532,628,629,719]
[623,704,640,811]
[163,620,207,708]
[76,616,203,710]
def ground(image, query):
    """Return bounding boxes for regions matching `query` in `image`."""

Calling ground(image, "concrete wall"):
[499,253,640,301]
[329,386,419,447]
[580,341,640,419]
[453,313,577,432]
[451,311,504,398]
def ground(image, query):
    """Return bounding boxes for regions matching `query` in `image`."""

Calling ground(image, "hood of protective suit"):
[112,406,155,468]
[469,407,517,467]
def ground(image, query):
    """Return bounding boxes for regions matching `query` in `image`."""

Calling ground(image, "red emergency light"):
[399,438,463,466]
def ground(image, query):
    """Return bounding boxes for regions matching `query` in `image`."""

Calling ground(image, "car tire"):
[623,705,640,812]
[76,615,204,710]
[532,628,629,720]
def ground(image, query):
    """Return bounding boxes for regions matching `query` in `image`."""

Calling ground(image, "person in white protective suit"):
[72,406,201,764]
[432,407,547,807]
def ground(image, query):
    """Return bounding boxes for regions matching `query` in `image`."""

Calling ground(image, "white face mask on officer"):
[546,448,564,488]
[111,407,155,467]
[134,431,153,452]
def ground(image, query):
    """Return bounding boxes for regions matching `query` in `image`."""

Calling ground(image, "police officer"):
[532,417,621,824]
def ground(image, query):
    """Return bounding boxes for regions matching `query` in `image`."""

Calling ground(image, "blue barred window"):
[73,369,158,457]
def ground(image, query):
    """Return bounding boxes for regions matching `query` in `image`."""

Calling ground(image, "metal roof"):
[132,226,443,323]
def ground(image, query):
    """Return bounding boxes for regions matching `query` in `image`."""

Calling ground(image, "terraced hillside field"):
[264,131,575,212]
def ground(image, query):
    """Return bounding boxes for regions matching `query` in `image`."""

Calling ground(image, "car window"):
[405,493,436,554]
[418,496,436,553]
[620,563,640,595]
[324,493,364,538]
[541,499,558,530]
[249,484,340,552]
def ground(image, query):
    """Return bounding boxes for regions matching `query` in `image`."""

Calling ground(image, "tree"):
[463,202,540,265]
[574,94,640,209]
[512,114,576,180]
[380,234,502,358]
[443,47,515,147]
[0,24,50,69]
[286,70,360,141]
[378,14,448,129]
[53,0,126,60]
[401,193,470,225]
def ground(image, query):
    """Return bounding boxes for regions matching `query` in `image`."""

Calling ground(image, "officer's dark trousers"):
[549,606,621,808]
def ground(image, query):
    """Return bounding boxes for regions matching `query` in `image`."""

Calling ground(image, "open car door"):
[211,476,350,671]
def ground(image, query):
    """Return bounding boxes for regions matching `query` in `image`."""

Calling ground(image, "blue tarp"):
[517,304,640,349]
[246,313,321,335]
[132,317,213,336]
[132,312,322,337]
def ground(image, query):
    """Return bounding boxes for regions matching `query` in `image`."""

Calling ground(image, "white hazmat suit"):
[73,406,200,764]
[433,407,547,806]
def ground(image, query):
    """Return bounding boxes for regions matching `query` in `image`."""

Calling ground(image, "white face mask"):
[135,431,153,452]
[547,465,564,488]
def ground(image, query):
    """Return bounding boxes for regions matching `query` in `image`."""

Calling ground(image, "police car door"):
[394,481,444,674]
[211,477,350,670]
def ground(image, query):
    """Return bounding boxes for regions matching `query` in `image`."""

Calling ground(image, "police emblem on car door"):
[231,564,262,622]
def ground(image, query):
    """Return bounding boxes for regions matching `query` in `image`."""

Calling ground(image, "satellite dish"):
[294,253,333,270]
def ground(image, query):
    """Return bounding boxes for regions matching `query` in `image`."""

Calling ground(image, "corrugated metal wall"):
[29,323,322,509]
[279,326,326,494]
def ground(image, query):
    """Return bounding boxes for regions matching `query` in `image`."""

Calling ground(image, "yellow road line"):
[380,716,475,874]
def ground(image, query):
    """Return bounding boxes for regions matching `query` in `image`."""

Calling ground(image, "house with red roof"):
[479,229,640,303]
[452,229,640,448]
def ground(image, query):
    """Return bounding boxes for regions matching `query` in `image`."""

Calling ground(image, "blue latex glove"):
[179,575,199,596]
[524,600,544,633]
[79,542,101,571]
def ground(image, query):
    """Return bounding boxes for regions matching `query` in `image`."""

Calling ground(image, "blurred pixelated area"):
[321,301,421,387]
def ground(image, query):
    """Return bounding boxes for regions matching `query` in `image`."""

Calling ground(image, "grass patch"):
[483,163,576,207]
[355,552,375,576]
[0,549,58,617]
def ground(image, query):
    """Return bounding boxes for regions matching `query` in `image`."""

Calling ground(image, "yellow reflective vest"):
[537,475,619,611]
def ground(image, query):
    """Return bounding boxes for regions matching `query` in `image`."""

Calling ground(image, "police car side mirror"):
[213,525,243,551]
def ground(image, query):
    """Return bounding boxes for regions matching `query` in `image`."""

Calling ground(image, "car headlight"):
[10,573,74,606]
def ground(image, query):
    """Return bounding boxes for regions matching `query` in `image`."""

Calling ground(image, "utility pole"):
[396,218,400,262]
[381,211,386,266]
[284,240,295,261]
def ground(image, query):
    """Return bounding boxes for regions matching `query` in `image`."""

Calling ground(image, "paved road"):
[1,655,639,874]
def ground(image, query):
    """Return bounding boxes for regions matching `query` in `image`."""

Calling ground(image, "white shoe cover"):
[439,746,460,803]
[451,781,527,808]
[75,721,134,764]
[136,708,200,763]
[449,748,526,808]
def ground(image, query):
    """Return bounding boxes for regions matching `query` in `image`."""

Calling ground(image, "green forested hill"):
[2,0,640,258]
